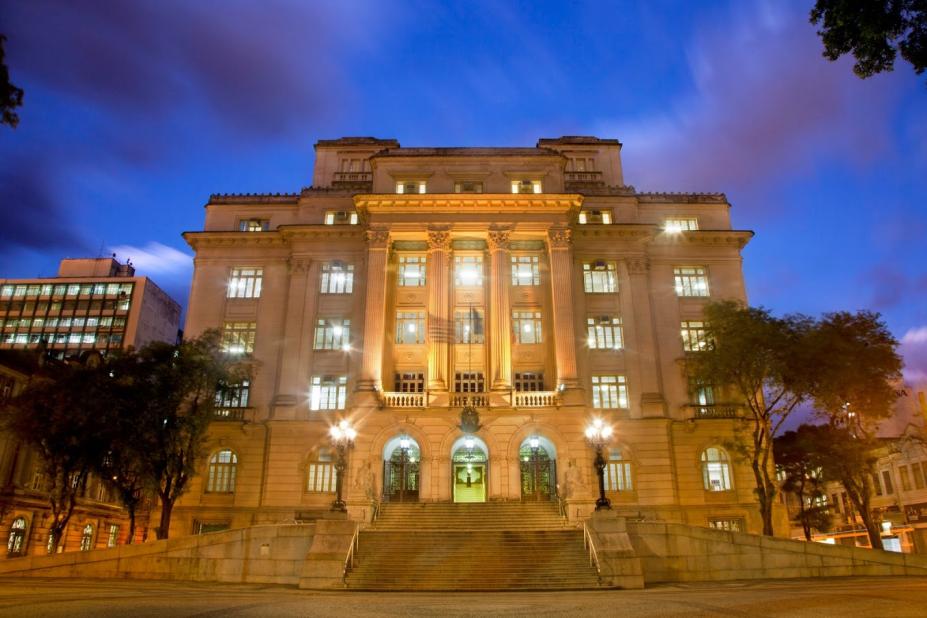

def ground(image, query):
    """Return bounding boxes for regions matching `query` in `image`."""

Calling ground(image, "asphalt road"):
[0,576,925,617]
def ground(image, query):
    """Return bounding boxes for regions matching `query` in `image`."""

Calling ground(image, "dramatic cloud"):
[901,327,927,385]
[108,242,192,277]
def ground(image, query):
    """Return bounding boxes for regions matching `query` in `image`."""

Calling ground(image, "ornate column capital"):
[366,227,391,249]
[487,229,511,252]
[547,226,572,249]
[427,229,452,252]
[626,256,650,275]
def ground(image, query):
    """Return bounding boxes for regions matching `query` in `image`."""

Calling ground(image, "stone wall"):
[0,524,316,586]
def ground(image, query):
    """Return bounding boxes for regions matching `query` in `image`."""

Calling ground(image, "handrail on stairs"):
[582,521,601,576]
[342,523,360,586]
[371,499,382,523]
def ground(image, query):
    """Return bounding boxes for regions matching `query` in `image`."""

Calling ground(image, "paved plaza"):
[0,576,925,617]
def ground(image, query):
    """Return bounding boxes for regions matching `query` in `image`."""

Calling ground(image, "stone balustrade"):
[512,390,560,408]
[380,392,427,408]
[377,391,559,409]
[690,404,743,419]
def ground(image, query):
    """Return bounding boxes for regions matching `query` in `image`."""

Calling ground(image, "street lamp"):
[329,419,357,512]
[584,418,613,511]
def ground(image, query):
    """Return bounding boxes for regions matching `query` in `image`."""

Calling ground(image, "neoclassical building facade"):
[179,136,770,534]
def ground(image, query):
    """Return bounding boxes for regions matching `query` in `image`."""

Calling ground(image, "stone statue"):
[564,458,586,499]
[353,459,373,497]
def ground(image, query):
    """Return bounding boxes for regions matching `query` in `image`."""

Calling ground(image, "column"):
[426,228,451,391]
[273,256,313,416]
[547,226,580,392]
[488,228,513,391]
[357,228,391,392]
[621,256,665,417]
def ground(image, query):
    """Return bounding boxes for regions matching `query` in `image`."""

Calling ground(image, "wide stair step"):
[344,502,603,591]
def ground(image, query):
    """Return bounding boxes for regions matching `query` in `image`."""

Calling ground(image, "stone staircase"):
[344,502,604,591]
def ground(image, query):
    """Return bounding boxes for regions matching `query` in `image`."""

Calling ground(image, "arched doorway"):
[451,436,489,503]
[519,436,557,501]
[383,436,420,502]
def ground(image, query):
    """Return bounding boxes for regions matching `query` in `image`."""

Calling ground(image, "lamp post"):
[329,419,357,512]
[584,418,613,511]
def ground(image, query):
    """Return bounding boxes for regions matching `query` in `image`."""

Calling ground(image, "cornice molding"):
[635,192,727,204]
[653,230,753,249]
[354,193,583,214]
[573,225,657,242]
[182,231,288,250]
[207,193,299,205]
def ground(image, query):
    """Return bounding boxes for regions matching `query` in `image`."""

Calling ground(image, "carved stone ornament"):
[547,227,572,248]
[427,230,452,252]
[287,257,311,275]
[366,229,391,248]
[487,229,511,252]
[626,256,650,275]
[458,406,482,433]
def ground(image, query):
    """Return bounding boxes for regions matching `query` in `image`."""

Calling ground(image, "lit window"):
[674,266,710,297]
[396,312,426,345]
[701,447,731,491]
[454,181,483,193]
[454,255,483,287]
[239,219,269,232]
[215,380,251,411]
[511,179,542,194]
[206,449,238,493]
[578,210,612,225]
[0,286,12,298]
[514,372,544,392]
[664,217,699,233]
[511,255,540,286]
[582,261,617,293]
[396,181,426,194]
[227,267,263,299]
[107,524,119,548]
[512,311,542,344]
[314,318,351,351]
[591,375,628,409]
[323,210,359,225]
[708,518,743,532]
[454,372,485,393]
[454,308,484,344]
[320,262,354,294]
[398,256,426,287]
[394,372,425,393]
[586,316,623,350]
[307,448,337,493]
[605,448,633,491]
[689,378,715,406]
[79,524,94,551]
[681,321,711,352]
[310,375,347,410]
[221,322,256,354]
[6,517,27,556]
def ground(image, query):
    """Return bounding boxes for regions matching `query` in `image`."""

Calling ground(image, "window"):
[239,219,269,232]
[398,256,426,287]
[586,316,623,350]
[194,521,231,535]
[664,218,699,233]
[570,157,595,171]
[674,266,710,297]
[216,380,250,410]
[206,449,238,493]
[80,524,94,551]
[107,524,119,548]
[831,493,841,514]
[221,322,256,354]
[881,470,894,494]
[708,518,744,532]
[689,379,715,406]
[324,210,358,225]
[582,261,617,293]
[514,372,544,392]
[455,372,485,393]
[454,255,483,287]
[314,318,351,351]
[227,267,263,299]
[310,376,347,410]
[578,210,612,224]
[873,473,883,496]
[454,181,483,193]
[512,311,542,344]
[702,447,732,491]
[511,179,542,194]
[913,462,925,489]
[396,181,426,194]
[591,375,628,409]
[6,517,26,556]
[307,448,337,493]
[900,465,912,491]
[396,312,425,345]
[681,321,711,351]
[511,255,540,286]
[605,448,633,491]
[454,308,484,343]
[320,262,354,294]
[394,372,425,393]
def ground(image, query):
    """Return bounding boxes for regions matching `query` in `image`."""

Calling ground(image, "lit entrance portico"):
[451,435,488,503]
[520,436,557,501]
[383,435,420,502]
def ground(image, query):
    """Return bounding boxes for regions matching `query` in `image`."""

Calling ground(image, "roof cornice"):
[354,193,583,215]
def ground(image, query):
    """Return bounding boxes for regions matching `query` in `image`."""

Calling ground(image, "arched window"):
[604,448,633,491]
[6,517,27,556]
[307,448,337,493]
[701,447,731,491]
[206,449,238,493]
[79,524,94,551]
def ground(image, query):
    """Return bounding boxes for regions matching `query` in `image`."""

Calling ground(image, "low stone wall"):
[627,521,927,584]
[0,524,316,586]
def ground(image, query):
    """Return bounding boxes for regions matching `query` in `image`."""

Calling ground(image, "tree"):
[810,1,927,82]
[1,361,111,553]
[805,311,903,549]
[774,425,833,541]
[0,34,23,128]
[687,301,816,536]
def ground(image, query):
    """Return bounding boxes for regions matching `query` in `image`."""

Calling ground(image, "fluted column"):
[547,226,580,392]
[488,228,513,391]
[273,256,313,417]
[357,228,391,392]
[426,228,451,391]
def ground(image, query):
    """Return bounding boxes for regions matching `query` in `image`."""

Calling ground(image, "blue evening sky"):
[1,1,925,383]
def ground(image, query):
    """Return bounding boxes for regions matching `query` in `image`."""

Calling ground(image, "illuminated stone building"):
[178,136,769,535]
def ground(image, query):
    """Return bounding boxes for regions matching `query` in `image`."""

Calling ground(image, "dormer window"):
[454,181,483,194]
[578,209,612,225]
[511,179,542,194]
[324,210,358,225]
[397,181,426,194]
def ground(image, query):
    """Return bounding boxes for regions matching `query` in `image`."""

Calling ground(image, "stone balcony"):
[379,390,560,410]
[212,407,254,422]
[331,171,372,191]
[688,404,744,419]
[564,170,605,190]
